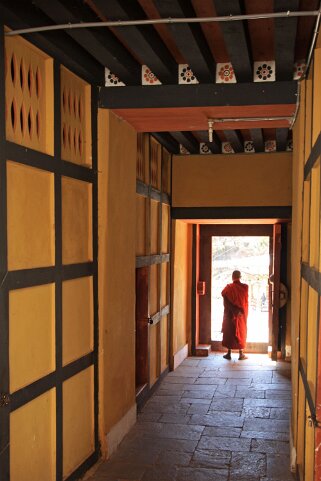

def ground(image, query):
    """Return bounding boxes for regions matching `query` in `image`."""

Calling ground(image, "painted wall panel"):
[172,152,292,207]
[161,315,168,372]
[150,264,159,316]
[62,276,93,366]
[7,161,55,270]
[149,323,159,386]
[162,204,170,254]
[150,199,159,254]
[62,176,93,265]
[63,367,94,478]
[10,389,56,481]
[136,195,147,256]
[9,284,55,393]
[161,262,169,309]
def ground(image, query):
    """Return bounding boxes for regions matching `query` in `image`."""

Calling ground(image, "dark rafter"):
[275,0,300,80]
[99,82,297,109]
[194,130,221,154]
[34,0,141,85]
[170,132,200,154]
[151,133,180,154]
[0,1,104,84]
[153,0,215,83]
[276,128,289,151]
[213,0,252,82]
[91,0,177,84]
[250,129,265,152]
[224,130,244,153]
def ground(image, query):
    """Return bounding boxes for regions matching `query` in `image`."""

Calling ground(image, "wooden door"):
[271,223,282,360]
[135,267,149,389]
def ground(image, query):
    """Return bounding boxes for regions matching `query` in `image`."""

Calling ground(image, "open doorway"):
[211,236,270,349]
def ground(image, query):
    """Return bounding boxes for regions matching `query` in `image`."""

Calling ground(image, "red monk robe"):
[221,279,249,350]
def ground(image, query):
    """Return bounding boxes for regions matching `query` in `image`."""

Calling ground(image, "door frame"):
[194,223,286,354]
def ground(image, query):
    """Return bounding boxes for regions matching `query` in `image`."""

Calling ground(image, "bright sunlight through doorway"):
[211,236,270,343]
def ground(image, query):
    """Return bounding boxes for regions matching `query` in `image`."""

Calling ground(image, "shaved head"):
[232,270,241,280]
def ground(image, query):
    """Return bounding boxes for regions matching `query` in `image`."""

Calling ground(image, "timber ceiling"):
[1,0,319,154]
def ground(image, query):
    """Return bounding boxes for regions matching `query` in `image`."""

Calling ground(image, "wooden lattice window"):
[137,133,144,181]
[150,137,161,189]
[61,66,91,167]
[5,33,54,154]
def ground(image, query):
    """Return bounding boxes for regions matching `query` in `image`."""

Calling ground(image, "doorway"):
[211,235,270,350]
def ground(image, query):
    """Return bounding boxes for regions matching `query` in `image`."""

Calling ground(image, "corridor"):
[87,353,293,481]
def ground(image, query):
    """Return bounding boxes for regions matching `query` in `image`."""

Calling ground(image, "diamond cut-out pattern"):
[5,34,53,154]
[61,67,92,167]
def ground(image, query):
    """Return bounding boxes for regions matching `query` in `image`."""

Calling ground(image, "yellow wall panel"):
[150,137,161,189]
[302,181,311,263]
[313,49,321,145]
[305,75,313,163]
[7,161,54,270]
[161,315,168,372]
[172,153,292,207]
[63,367,94,478]
[309,163,320,268]
[296,376,306,477]
[300,279,308,362]
[150,264,159,316]
[150,199,159,254]
[9,284,55,393]
[61,67,91,167]
[136,195,147,256]
[5,34,54,154]
[10,389,56,481]
[62,276,93,366]
[162,204,170,253]
[307,287,318,403]
[62,176,92,265]
[162,149,171,195]
[305,400,315,481]
[161,262,169,309]
[149,323,158,386]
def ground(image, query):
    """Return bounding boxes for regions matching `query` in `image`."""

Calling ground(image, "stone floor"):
[87,353,295,481]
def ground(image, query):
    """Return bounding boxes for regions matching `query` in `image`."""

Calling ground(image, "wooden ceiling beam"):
[170,132,200,154]
[34,0,141,85]
[224,130,244,153]
[276,128,289,151]
[153,0,215,83]
[151,133,180,154]
[213,0,252,82]
[250,129,265,152]
[99,82,297,109]
[91,0,177,84]
[194,130,221,154]
[0,1,104,84]
[275,0,300,80]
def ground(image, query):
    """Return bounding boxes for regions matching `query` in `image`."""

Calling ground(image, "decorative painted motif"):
[244,141,255,153]
[200,143,210,154]
[142,65,161,85]
[286,139,293,152]
[265,140,276,152]
[254,61,275,82]
[180,144,190,154]
[222,142,234,154]
[178,64,198,84]
[293,61,306,80]
[216,63,236,83]
[105,68,125,87]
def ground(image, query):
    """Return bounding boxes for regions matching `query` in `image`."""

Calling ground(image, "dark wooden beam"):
[275,0,299,80]
[250,129,265,152]
[34,0,141,85]
[276,128,289,151]
[0,1,104,84]
[213,0,252,82]
[92,0,177,84]
[194,130,221,154]
[151,133,179,154]
[223,130,244,153]
[170,132,199,154]
[99,81,297,108]
[153,0,215,83]
[172,206,292,220]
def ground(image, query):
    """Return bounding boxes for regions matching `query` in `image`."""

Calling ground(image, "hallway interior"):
[87,353,293,481]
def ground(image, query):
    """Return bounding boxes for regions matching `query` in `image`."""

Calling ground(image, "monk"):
[221,270,249,361]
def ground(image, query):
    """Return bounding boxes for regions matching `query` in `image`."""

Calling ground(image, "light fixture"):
[208,119,214,143]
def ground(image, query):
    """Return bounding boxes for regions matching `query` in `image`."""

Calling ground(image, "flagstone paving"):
[85,353,295,481]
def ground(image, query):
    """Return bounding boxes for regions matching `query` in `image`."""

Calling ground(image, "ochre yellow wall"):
[98,110,137,437]
[171,220,192,357]
[172,152,292,207]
